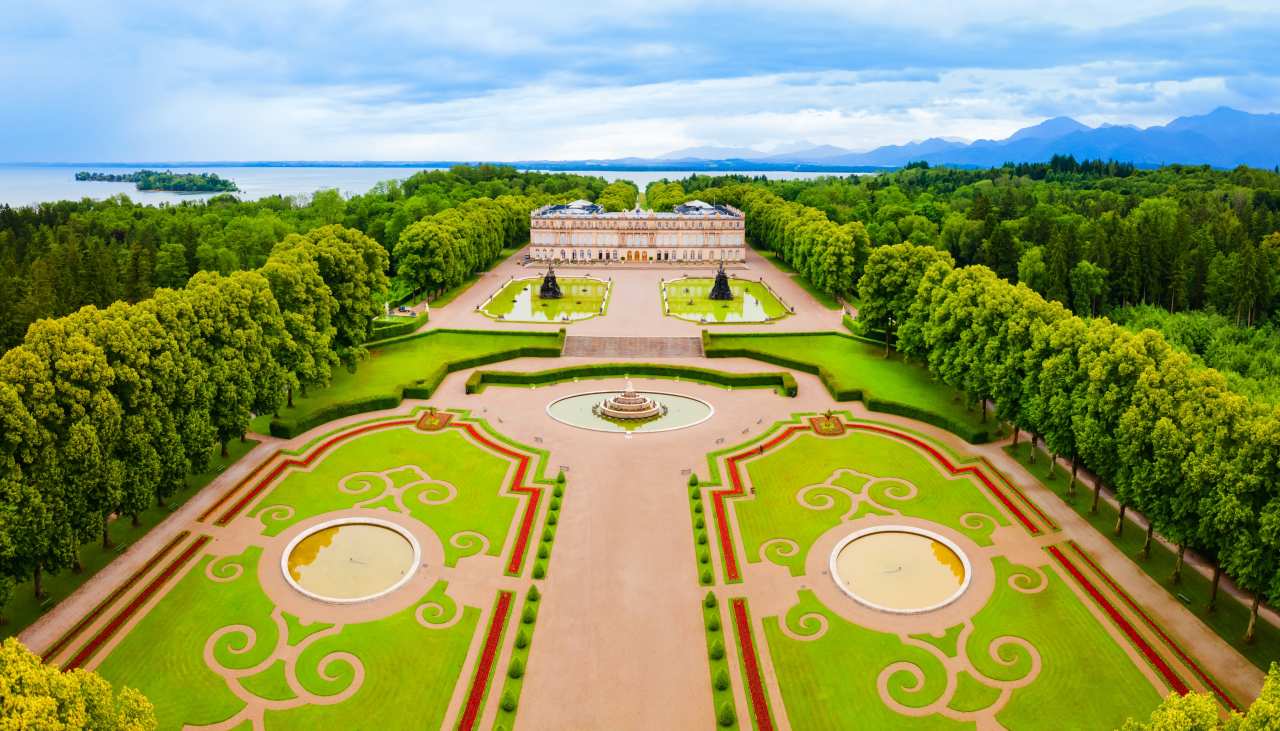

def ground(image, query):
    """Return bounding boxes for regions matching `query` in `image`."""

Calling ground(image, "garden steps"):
[562,335,703,358]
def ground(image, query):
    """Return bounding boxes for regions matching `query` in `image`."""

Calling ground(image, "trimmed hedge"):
[268,328,565,438]
[368,310,429,342]
[703,330,989,443]
[465,362,797,396]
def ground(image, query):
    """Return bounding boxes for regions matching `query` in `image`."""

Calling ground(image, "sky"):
[3,1,1279,162]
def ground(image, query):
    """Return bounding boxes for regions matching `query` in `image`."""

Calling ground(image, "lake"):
[0,165,845,207]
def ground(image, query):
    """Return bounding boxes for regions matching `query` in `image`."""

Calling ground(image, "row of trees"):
[858,243,1280,641]
[0,224,387,613]
[392,195,535,297]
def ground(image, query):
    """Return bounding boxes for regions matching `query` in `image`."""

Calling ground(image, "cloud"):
[1,1,1278,160]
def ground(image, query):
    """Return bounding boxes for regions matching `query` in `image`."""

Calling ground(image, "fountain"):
[540,263,563,299]
[830,526,971,614]
[594,379,666,420]
[708,261,733,301]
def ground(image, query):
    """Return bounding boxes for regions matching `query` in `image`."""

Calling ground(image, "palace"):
[529,199,746,264]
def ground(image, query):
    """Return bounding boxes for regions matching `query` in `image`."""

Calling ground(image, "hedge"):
[368,310,430,342]
[267,328,566,438]
[703,330,988,443]
[465,363,797,396]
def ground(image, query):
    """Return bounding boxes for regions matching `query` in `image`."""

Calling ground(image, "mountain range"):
[642,107,1280,169]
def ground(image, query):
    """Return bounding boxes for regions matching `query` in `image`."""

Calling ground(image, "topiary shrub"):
[515,629,529,649]
[717,701,736,727]
[522,605,536,624]
[688,474,699,487]
[699,550,710,564]
[690,485,700,498]
[542,527,554,541]
[550,496,561,511]
[704,591,717,609]
[697,531,708,545]
[707,615,720,632]
[547,512,558,526]
[695,515,705,529]
[714,668,730,691]
[701,568,712,583]
[709,639,725,660]
[528,585,541,602]
[508,657,525,679]
[556,470,566,485]
[694,502,703,514]
[538,543,550,559]
[532,562,546,579]
[501,691,517,712]
[553,483,564,498]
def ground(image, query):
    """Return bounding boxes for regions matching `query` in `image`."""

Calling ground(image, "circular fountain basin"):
[830,526,971,614]
[282,518,420,603]
[547,390,712,433]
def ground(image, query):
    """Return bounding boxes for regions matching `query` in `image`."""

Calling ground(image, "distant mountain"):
[604,108,1280,170]
[657,145,769,161]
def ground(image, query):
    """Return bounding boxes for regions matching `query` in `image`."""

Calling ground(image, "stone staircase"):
[562,336,704,358]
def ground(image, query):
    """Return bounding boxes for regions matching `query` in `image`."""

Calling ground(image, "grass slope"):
[250,330,560,434]
[706,332,990,440]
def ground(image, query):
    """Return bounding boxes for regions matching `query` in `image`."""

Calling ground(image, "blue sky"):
[3,1,1279,161]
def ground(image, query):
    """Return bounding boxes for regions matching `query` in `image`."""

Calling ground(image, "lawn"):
[251,329,561,435]
[84,413,550,729]
[0,438,258,636]
[1005,441,1280,671]
[95,547,479,730]
[707,418,1163,730]
[705,332,991,441]
[250,426,518,567]
[481,276,609,322]
[663,277,788,323]
[736,430,1007,576]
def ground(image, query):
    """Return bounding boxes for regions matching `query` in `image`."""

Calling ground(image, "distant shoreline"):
[6,160,899,173]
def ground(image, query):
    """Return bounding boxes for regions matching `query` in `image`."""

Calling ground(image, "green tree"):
[0,637,157,729]
[857,243,955,355]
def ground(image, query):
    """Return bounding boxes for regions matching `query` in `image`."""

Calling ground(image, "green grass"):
[96,547,477,729]
[250,330,560,434]
[1006,441,1280,671]
[482,276,609,322]
[0,439,258,636]
[735,431,1007,576]
[249,427,518,567]
[430,245,524,309]
[663,278,788,323]
[764,556,1161,730]
[705,333,991,441]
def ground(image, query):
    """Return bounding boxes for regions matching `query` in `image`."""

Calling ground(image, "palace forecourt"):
[530,199,746,264]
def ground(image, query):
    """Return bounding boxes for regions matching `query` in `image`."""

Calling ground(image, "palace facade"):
[529,199,746,264]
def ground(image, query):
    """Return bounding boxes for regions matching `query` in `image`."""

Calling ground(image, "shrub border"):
[494,587,542,729]
[466,363,797,397]
[702,593,740,729]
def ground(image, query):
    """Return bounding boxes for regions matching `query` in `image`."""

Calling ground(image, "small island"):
[75,169,239,193]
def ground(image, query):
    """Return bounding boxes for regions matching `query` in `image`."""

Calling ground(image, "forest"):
[75,169,239,193]
[0,165,608,350]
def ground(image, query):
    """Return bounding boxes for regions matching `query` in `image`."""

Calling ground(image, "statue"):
[540,263,563,299]
[709,261,733,300]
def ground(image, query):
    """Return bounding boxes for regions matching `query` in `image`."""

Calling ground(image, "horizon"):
[5,2,1280,162]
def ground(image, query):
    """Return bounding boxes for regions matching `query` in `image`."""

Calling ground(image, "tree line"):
[858,242,1280,642]
[76,169,239,193]
[0,166,609,351]
[0,224,387,614]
